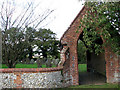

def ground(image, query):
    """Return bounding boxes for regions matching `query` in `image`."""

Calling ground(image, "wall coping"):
[0,67,63,73]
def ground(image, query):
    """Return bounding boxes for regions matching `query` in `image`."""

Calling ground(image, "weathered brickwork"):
[60,6,120,86]
[60,6,87,86]
[0,67,64,88]
[105,46,120,83]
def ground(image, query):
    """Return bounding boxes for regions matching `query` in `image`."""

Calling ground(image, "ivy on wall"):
[79,1,120,55]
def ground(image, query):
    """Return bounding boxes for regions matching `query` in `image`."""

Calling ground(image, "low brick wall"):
[0,67,64,89]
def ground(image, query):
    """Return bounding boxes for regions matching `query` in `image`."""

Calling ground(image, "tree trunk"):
[7,60,16,68]
[42,49,47,60]
[28,46,33,60]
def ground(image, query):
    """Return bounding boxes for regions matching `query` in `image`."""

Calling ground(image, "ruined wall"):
[0,67,63,88]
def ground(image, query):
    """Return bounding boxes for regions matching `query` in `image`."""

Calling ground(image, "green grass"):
[1,64,8,68]
[1,63,57,68]
[56,83,119,89]
[69,83,119,88]
[2,63,86,69]
[78,64,87,72]
[2,63,38,68]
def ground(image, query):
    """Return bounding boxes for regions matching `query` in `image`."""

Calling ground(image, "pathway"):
[79,72,106,85]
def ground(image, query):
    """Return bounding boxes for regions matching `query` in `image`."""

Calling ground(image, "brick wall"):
[60,6,87,86]
[0,67,64,88]
[60,5,120,86]
[105,46,120,83]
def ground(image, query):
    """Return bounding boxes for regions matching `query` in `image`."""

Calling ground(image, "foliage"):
[2,27,60,68]
[2,27,37,67]
[79,1,120,55]
[2,27,26,68]
[77,40,87,64]
[34,28,60,59]
[0,1,56,68]
[23,27,36,61]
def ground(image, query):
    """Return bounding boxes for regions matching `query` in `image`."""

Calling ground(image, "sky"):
[0,0,84,39]
[29,0,84,39]
[41,0,85,39]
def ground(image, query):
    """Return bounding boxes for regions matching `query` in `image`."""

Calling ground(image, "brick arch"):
[59,6,120,86]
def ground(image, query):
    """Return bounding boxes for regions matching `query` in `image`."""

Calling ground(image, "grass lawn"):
[56,83,119,90]
[1,63,56,68]
[2,63,86,69]
[69,83,119,89]
[78,64,87,72]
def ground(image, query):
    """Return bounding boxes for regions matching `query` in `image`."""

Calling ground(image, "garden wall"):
[0,67,64,89]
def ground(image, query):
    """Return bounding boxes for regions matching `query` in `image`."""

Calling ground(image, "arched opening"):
[77,32,107,85]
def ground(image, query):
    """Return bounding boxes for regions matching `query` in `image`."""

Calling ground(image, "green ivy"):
[79,1,120,55]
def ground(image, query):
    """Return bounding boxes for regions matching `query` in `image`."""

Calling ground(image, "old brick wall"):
[60,5,120,86]
[60,6,87,86]
[105,46,120,83]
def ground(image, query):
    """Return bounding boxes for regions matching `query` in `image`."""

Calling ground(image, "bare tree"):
[0,0,54,31]
[0,0,54,68]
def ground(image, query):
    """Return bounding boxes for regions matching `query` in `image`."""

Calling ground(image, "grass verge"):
[1,63,56,68]
[69,83,119,88]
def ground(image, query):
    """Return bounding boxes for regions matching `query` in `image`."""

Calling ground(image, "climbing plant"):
[79,1,120,55]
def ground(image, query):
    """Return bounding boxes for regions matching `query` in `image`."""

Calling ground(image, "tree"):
[23,27,36,61]
[2,27,26,68]
[1,0,53,68]
[0,0,53,31]
[77,40,87,64]
[79,1,120,55]
[34,28,59,60]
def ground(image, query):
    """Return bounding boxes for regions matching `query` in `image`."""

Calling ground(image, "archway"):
[77,33,107,85]
[59,6,120,86]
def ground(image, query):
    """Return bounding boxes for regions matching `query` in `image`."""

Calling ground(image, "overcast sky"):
[42,0,84,39]
[44,0,84,39]
[29,0,84,39]
[0,0,84,39]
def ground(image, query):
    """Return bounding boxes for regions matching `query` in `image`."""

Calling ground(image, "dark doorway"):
[77,39,106,85]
